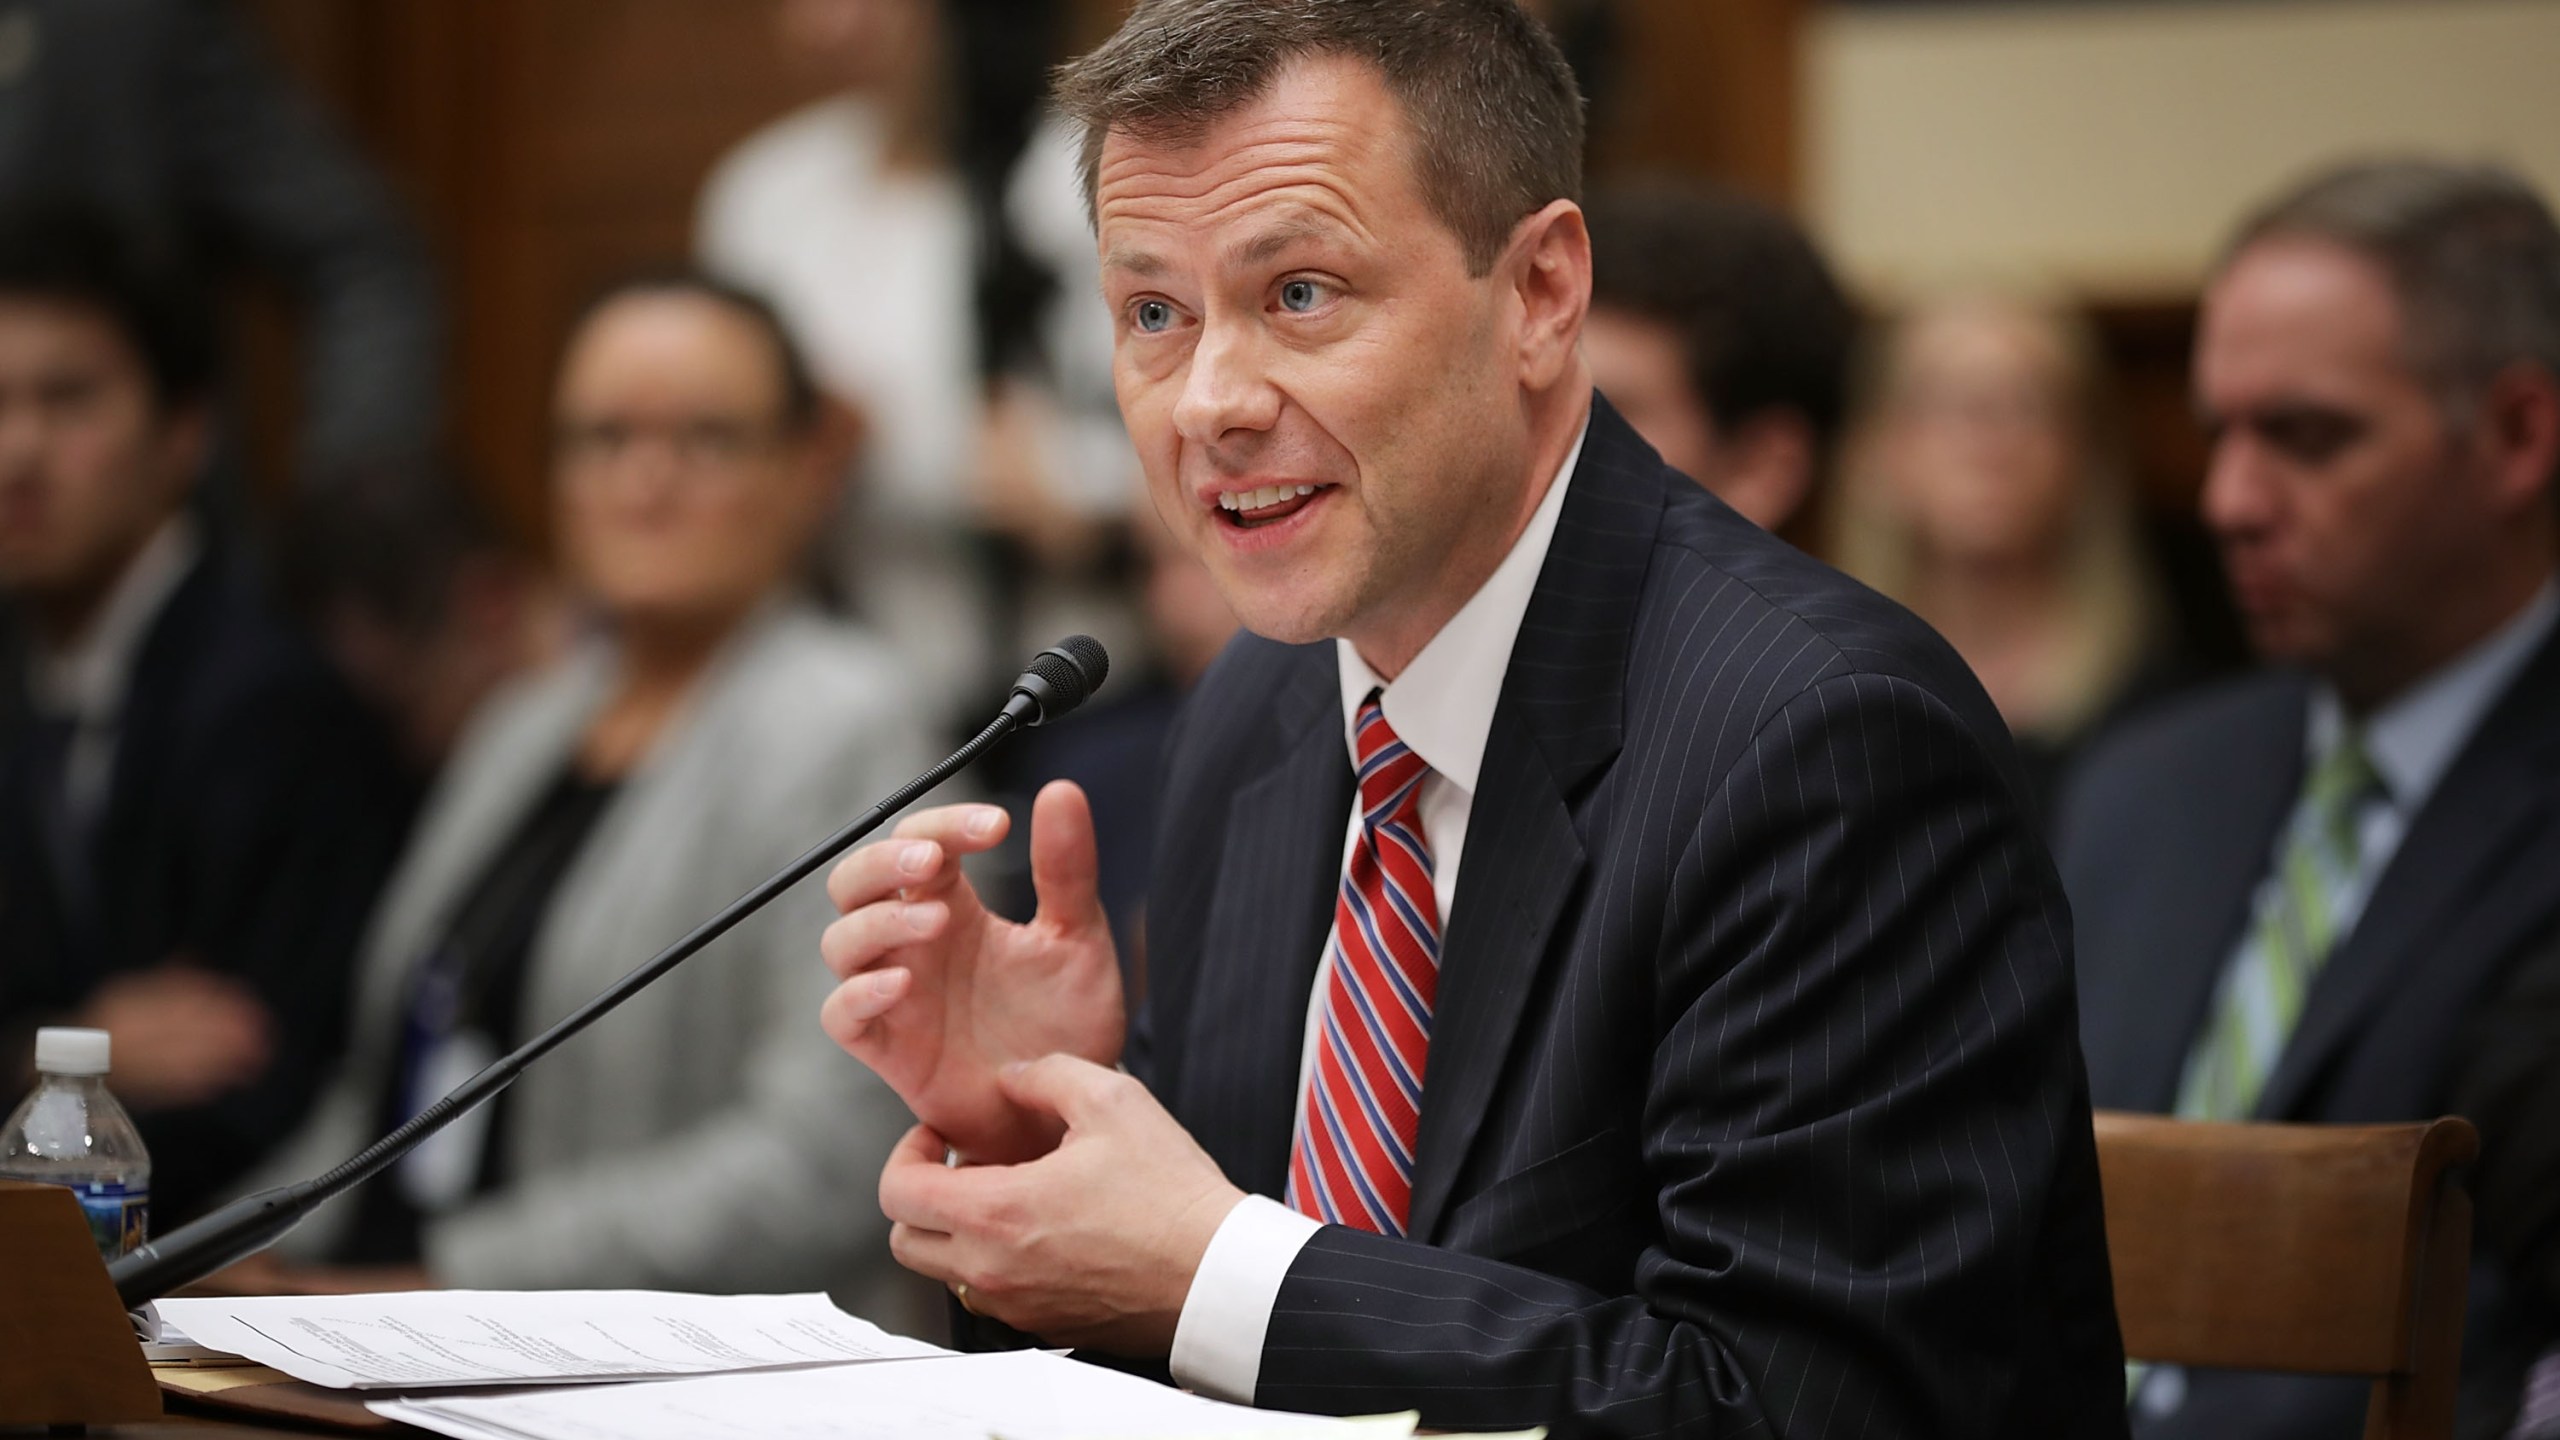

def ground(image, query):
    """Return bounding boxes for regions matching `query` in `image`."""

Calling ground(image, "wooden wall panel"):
[242,0,832,546]
[1600,0,1802,206]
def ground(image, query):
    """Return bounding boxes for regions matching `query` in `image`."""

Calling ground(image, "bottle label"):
[68,1178,149,1258]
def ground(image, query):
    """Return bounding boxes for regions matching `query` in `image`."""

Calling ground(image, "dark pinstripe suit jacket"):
[1131,399,2129,1438]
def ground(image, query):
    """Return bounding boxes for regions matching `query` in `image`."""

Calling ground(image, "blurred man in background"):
[1582,180,1856,544]
[0,200,409,1222]
[0,0,439,483]
[2058,158,2560,1440]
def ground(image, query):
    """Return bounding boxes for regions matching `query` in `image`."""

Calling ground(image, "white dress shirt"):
[26,515,199,831]
[1167,418,1590,1403]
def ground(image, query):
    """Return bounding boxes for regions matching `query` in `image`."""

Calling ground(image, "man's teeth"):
[1217,484,1318,513]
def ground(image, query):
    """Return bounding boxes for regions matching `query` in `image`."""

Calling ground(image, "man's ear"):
[2478,360,2560,517]
[1510,199,1591,393]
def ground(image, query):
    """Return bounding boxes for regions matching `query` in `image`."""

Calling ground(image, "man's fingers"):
[887,1121,950,1168]
[818,901,948,980]
[822,802,1010,911]
[1027,782,1109,935]
[824,837,956,913]
[819,968,911,1049]
[886,1221,960,1287]
[879,1127,982,1235]
[994,1053,1130,1131]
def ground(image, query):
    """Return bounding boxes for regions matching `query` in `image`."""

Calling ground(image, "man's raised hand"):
[819,781,1124,1164]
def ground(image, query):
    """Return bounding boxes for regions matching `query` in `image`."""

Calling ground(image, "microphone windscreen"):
[1022,635,1110,722]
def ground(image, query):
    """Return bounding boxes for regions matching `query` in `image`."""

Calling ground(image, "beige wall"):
[1806,0,2560,300]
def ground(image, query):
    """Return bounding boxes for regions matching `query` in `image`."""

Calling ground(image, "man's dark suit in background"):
[1132,402,2128,1438]
[0,552,409,1219]
[2060,639,2560,1440]
[2051,157,2560,1440]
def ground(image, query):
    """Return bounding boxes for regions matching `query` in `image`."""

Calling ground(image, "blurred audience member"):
[698,0,1138,732]
[281,458,565,775]
[2056,160,2560,1440]
[1584,180,1856,542]
[1835,292,2173,816]
[244,275,928,1321]
[0,0,439,481]
[0,201,408,1222]
[995,509,1240,985]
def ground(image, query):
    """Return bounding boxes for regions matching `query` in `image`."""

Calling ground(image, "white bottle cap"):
[33,1027,110,1076]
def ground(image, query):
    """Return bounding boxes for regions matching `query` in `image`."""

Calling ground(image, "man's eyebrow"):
[1102,246,1167,277]
[1233,217,1336,267]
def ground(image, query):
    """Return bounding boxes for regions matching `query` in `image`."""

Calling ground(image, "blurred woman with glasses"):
[233,274,934,1331]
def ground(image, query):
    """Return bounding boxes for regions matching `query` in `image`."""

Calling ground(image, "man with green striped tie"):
[2056,158,2560,1440]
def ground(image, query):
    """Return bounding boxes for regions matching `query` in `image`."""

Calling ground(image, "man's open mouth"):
[1215,484,1328,529]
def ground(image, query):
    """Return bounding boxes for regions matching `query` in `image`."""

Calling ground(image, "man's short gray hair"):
[1051,0,1585,276]
[2225,158,2560,419]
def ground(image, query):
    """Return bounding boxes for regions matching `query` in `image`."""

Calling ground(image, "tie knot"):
[2304,729,2385,856]
[1353,693,1429,826]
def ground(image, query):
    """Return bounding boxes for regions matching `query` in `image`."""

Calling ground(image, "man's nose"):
[1171,317,1281,448]
[2201,434,2279,540]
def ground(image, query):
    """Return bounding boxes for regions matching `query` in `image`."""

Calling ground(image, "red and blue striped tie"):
[1287,691,1440,1236]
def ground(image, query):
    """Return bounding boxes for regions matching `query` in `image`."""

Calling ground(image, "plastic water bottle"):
[0,1027,151,1259]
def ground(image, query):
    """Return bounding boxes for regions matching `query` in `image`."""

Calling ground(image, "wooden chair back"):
[2092,1112,2479,1440]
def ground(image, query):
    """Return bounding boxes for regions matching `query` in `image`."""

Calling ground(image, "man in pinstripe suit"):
[816,3,2128,1434]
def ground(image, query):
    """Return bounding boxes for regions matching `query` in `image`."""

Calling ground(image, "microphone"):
[109,637,1110,1309]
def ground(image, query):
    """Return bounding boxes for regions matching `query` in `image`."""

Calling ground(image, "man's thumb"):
[995,1053,1118,1128]
[1028,780,1109,933]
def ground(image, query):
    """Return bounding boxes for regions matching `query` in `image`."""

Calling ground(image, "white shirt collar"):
[1335,414,1590,794]
[29,514,200,724]
[2308,577,2560,812]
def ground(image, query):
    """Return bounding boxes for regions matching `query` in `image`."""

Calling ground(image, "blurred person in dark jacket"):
[2057,159,2560,1440]
[1582,180,1856,546]
[994,509,1238,985]
[281,457,567,777]
[0,200,409,1223]
[0,0,439,480]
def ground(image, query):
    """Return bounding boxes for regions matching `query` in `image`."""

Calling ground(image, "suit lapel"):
[2106,685,2308,1111]
[1408,399,1655,1241]
[1181,653,1347,1201]
[2258,632,2560,1118]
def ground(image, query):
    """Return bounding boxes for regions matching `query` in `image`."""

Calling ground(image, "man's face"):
[1583,306,1718,487]
[1096,56,1549,666]
[0,297,195,616]
[2196,237,2520,698]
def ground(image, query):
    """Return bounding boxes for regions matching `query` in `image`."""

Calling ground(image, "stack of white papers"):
[371,1349,1415,1440]
[149,1290,949,1390]
[149,1290,1533,1440]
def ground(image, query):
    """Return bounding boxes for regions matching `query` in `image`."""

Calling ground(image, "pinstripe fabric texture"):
[1133,398,2128,1438]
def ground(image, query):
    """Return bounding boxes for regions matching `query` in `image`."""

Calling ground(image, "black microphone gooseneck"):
[109,637,1110,1310]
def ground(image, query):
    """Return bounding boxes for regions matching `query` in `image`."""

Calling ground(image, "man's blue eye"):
[1133,300,1175,334]
[1279,280,1322,313]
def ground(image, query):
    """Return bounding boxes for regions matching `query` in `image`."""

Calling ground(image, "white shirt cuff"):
[1168,1194,1323,1404]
